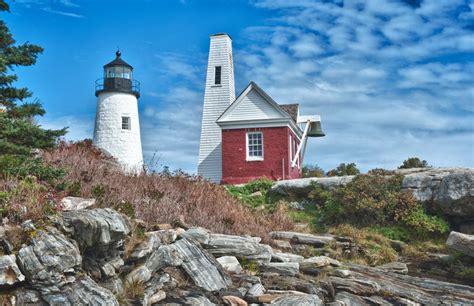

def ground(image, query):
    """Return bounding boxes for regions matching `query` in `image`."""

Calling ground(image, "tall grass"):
[42,141,293,240]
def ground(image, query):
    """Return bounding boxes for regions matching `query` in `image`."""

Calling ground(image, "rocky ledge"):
[270,167,474,233]
[0,204,473,305]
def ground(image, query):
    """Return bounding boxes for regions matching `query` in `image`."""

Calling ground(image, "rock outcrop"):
[1,205,473,305]
[446,231,474,257]
[269,167,474,228]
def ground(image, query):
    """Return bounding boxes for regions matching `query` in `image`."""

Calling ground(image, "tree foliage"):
[302,164,325,178]
[0,0,66,178]
[327,162,360,177]
[398,157,430,169]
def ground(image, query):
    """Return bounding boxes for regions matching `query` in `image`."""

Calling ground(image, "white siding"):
[93,92,143,174]
[223,88,284,122]
[197,34,235,183]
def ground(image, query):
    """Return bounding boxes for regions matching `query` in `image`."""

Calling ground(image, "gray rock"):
[271,252,304,263]
[204,234,272,264]
[126,265,152,284]
[128,235,158,261]
[247,283,266,297]
[377,262,408,274]
[0,254,25,286]
[334,263,474,304]
[181,227,210,244]
[217,256,243,274]
[300,256,341,271]
[446,231,474,257]
[41,276,118,305]
[60,197,96,211]
[13,288,44,305]
[145,244,183,272]
[260,262,299,276]
[401,167,474,217]
[171,238,231,291]
[62,208,131,248]
[267,294,323,306]
[269,231,334,247]
[272,239,292,250]
[288,201,305,210]
[270,176,355,197]
[334,291,370,306]
[17,228,81,291]
[147,290,166,305]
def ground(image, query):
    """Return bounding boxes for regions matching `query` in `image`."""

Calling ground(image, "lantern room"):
[95,51,140,98]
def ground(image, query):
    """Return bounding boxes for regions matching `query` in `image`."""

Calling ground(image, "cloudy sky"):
[4,0,474,173]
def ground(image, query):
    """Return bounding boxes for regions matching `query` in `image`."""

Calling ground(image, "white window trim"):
[246,131,264,161]
[121,116,131,132]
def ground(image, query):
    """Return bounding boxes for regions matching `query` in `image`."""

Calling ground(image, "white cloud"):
[241,0,474,171]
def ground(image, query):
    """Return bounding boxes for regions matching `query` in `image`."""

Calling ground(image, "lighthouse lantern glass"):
[104,66,132,80]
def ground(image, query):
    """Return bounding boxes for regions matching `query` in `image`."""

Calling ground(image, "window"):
[247,132,263,161]
[122,116,131,130]
[214,66,222,85]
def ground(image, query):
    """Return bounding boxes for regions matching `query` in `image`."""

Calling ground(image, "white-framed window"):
[214,66,222,85]
[246,131,263,161]
[122,116,131,130]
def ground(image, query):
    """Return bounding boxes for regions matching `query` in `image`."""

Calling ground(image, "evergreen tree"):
[398,157,430,169]
[0,0,66,156]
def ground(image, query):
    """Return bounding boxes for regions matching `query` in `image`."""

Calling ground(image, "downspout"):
[282,158,285,180]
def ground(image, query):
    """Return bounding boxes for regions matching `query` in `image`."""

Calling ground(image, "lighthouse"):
[93,51,143,173]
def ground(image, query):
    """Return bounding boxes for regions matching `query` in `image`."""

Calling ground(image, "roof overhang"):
[217,118,303,138]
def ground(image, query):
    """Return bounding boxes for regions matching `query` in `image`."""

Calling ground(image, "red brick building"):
[198,33,324,184]
[217,82,305,184]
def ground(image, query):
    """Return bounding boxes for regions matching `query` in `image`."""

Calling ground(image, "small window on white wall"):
[122,116,131,130]
[247,132,263,161]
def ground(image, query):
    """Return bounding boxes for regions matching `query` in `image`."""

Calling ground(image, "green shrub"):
[302,164,325,178]
[318,173,450,240]
[226,178,274,208]
[398,157,430,169]
[327,163,360,177]
[0,155,64,182]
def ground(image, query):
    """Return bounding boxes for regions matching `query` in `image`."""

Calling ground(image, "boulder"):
[270,176,355,197]
[271,252,304,263]
[17,228,81,291]
[60,197,95,211]
[13,288,44,305]
[217,256,243,274]
[128,230,177,261]
[222,295,248,306]
[333,263,474,304]
[377,262,408,274]
[446,231,474,257]
[171,238,231,291]
[0,254,25,286]
[62,208,131,248]
[268,294,323,306]
[204,234,272,264]
[41,276,118,305]
[181,227,211,244]
[259,262,299,276]
[272,239,292,250]
[401,167,474,217]
[270,231,334,247]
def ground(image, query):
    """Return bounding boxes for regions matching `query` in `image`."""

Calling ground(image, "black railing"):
[95,78,140,97]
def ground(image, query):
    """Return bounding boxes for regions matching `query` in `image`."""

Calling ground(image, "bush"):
[226,178,274,208]
[327,163,360,176]
[0,155,64,182]
[302,164,325,178]
[318,173,449,239]
[398,157,430,169]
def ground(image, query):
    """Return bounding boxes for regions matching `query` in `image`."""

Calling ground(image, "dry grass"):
[42,141,293,241]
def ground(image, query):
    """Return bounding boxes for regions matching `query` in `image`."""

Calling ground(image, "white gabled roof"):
[216,82,302,137]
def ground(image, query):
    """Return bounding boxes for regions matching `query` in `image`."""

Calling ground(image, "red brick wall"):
[221,126,302,184]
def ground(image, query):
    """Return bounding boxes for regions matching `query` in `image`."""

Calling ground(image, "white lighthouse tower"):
[197,33,235,182]
[93,51,143,173]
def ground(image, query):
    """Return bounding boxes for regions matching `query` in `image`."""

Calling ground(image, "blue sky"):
[4,0,474,173]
